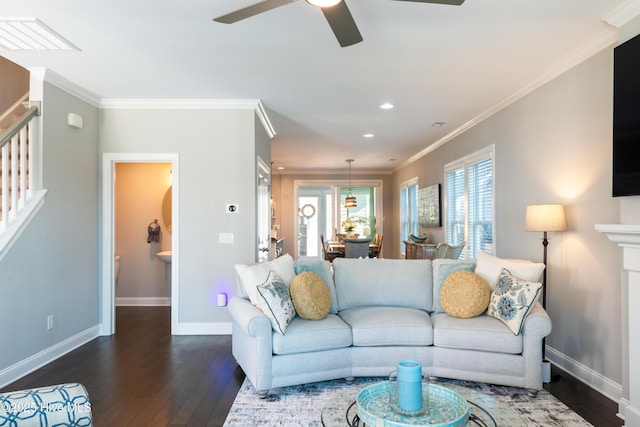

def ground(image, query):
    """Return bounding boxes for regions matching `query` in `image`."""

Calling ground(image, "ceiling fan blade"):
[213,0,297,24]
[392,0,465,5]
[321,1,363,47]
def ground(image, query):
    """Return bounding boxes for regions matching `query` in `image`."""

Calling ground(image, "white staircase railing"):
[0,101,43,260]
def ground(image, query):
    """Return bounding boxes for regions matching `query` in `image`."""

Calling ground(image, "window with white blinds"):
[444,145,494,259]
[399,178,419,255]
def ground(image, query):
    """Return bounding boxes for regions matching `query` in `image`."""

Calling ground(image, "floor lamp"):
[525,203,567,382]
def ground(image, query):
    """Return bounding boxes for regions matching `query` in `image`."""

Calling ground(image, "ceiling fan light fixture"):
[306,0,342,8]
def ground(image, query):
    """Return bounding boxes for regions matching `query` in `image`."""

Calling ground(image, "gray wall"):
[0,81,99,376]
[99,107,269,325]
[392,47,623,395]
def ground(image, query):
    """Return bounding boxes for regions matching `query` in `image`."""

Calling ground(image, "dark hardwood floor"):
[1,307,623,426]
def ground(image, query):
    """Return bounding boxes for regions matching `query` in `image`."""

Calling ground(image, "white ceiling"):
[0,0,631,172]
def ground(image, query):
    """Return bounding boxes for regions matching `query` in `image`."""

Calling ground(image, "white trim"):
[443,144,495,258]
[604,0,640,29]
[171,322,231,335]
[28,68,101,107]
[115,297,171,306]
[0,325,99,389]
[0,189,47,262]
[101,153,179,336]
[546,346,623,403]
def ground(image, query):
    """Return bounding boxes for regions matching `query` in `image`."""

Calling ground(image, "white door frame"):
[100,153,180,335]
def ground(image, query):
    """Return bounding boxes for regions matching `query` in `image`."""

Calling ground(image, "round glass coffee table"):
[321,382,527,426]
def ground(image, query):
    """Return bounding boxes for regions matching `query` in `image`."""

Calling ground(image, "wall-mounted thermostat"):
[226,204,239,213]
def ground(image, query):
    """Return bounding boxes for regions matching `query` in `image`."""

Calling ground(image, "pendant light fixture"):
[345,159,357,209]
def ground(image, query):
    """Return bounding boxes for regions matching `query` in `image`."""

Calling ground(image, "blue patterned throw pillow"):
[0,383,92,426]
[257,270,297,334]
[487,268,542,335]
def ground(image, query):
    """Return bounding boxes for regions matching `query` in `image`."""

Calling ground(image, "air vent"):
[0,18,78,50]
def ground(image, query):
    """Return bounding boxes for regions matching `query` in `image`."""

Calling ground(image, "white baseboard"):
[546,345,623,402]
[115,297,170,306]
[0,325,100,389]
[172,322,231,335]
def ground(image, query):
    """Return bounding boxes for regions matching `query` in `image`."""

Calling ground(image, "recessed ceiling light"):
[363,133,374,138]
[0,18,78,50]
[389,158,397,162]
[380,102,394,110]
[432,121,446,127]
[277,166,285,170]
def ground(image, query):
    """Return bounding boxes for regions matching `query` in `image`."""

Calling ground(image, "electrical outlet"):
[47,315,54,330]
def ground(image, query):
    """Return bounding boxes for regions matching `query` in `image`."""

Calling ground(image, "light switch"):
[219,232,234,244]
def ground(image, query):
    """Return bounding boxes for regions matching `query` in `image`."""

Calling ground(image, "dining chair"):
[321,235,342,262]
[369,234,383,258]
[343,237,371,259]
[435,242,465,259]
[445,242,465,260]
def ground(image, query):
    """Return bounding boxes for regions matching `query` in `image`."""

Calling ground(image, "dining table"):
[325,240,379,259]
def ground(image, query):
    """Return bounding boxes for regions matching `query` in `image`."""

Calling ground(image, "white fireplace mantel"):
[596,224,640,427]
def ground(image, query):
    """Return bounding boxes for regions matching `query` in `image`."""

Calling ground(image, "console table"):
[404,241,437,260]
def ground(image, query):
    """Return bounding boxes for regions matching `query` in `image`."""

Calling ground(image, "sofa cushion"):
[272,314,352,355]
[339,306,433,346]
[487,268,543,335]
[295,260,339,314]
[333,258,432,311]
[256,270,297,335]
[431,312,523,354]
[432,259,476,313]
[440,271,490,318]
[474,251,545,290]
[234,254,296,305]
[290,272,331,320]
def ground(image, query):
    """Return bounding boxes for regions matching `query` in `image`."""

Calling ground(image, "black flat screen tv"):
[613,32,640,197]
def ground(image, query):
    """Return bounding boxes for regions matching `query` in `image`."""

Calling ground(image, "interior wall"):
[0,80,99,375]
[115,162,172,302]
[392,47,622,395]
[0,57,29,112]
[99,106,265,327]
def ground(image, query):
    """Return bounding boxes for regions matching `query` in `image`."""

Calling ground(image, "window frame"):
[443,145,495,259]
[399,177,419,256]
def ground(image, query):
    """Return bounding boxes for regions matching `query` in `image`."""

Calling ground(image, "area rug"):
[223,377,592,426]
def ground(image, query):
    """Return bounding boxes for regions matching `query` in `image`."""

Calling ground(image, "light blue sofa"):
[230,257,552,396]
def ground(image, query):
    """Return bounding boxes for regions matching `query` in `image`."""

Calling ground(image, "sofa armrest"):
[520,301,553,390]
[0,383,92,426]
[228,296,271,337]
[522,301,552,339]
[228,296,274,393]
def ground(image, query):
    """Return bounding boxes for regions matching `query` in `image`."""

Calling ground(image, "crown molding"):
[99,98,275,139]
[396,26,619,172]
[29,67,101,107]
[603,0,640,28]
[277,168,393,175]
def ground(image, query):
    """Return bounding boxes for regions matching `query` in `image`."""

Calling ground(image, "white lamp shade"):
[525,204,567,232]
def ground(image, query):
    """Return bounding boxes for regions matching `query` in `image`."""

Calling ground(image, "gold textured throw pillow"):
[440,270,491,318]
[290,272,331,320]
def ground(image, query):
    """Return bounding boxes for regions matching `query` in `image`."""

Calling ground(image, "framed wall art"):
[418,183,441,228]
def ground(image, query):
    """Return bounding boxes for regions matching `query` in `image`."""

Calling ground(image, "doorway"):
[101,153,179,336]
[295,179,383,260]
